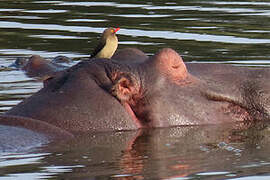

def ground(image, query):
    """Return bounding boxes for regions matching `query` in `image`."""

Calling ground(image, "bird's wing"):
[90,37,106,58]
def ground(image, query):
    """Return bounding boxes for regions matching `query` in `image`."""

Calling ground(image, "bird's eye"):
[111,29,114,33]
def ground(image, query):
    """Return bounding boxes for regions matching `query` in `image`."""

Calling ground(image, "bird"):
[90,27,120,59]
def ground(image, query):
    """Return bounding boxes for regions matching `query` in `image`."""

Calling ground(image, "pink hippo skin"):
[1,48,270,137]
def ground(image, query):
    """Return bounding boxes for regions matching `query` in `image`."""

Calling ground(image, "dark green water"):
[0,0,270,179]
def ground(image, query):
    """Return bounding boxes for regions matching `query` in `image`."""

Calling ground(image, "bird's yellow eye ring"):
[111,29,114,33]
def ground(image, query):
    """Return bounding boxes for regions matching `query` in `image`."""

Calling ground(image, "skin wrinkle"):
[199,74,270,122]
[202,87,253,122]
[105,59,161,127]
[134,65,152,126]
[86,59,146,128]
[241,80,269,121]
[123,48,196,126]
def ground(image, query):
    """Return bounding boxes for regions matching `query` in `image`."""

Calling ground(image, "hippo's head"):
[6,48,259,133]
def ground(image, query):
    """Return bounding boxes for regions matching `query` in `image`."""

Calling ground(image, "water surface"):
[1,0,270,179]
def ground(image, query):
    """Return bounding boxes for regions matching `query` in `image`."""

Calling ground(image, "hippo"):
[9,55,71,79]
[1,47,270,140]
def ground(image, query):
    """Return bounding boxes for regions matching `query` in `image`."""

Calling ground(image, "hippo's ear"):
[110,73,139,103]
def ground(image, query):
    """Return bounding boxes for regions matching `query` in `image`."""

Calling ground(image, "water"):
[0,0,270,179]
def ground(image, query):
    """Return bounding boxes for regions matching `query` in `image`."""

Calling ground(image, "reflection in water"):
[1,123,264,179]
[0,152,84,179]
[1,0,270,179]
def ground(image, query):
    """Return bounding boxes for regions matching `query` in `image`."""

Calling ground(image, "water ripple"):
[0,16,46,20]
[29,34,88,39]
[66,19,107,22]
[23,9,68,13]
[0,21,269,44]
[0,9,22,12]
[143,5,265,13]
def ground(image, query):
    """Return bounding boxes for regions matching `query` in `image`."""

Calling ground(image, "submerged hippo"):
[1,48,270,138]
[9,55,71,79]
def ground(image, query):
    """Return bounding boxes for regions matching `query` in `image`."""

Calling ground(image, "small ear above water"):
[111,73,139,102]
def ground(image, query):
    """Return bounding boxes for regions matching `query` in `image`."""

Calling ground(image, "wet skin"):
[10,55,70,79]
[1,48,270,139]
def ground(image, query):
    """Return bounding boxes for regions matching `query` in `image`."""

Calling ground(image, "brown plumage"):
[90,27,120,59]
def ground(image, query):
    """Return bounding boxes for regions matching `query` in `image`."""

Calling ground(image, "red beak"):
[114,27,120,33]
